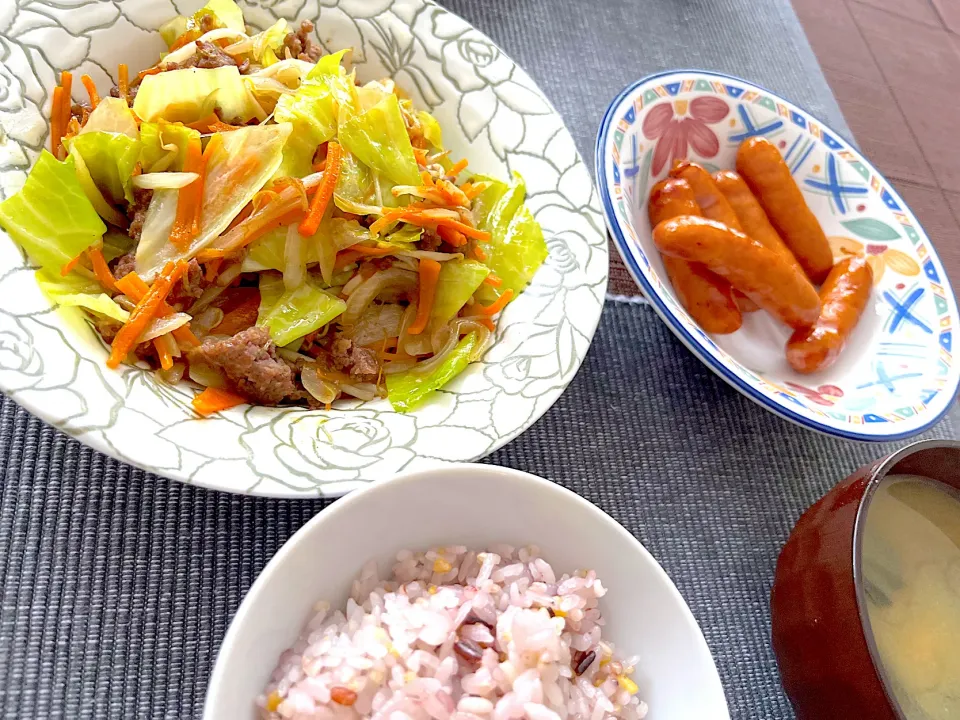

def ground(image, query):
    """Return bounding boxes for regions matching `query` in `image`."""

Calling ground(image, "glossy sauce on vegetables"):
[860,474,960,720]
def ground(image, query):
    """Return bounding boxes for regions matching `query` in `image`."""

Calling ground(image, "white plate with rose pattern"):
[597,70,959,441]
[0,0,607,496]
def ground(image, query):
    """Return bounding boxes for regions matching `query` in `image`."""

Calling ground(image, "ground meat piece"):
[283,20,323,62]
[187,326,300,405]
[420,228,443,252]
[170,259,206,303]
[175,40,247,71]
[326,337,381,382]
[70,101,91,124]
[94,316,121,345]
[108,81,141,106]
[112,252,137,280]
[126,188,153,243]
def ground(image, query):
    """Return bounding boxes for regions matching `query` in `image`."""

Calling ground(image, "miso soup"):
[860,474,960,720]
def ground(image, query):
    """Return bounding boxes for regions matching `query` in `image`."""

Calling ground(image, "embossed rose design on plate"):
[0,0,607,496]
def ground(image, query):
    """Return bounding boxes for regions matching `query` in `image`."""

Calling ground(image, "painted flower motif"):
[642,97,730,175]
[240,408,418,488]
[828,236,920,285]
[784,382,844,407]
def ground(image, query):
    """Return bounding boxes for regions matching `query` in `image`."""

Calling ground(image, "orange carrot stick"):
[449,158,468,176]
[407,258,442,335]
[203,258,222,282]
[472,288,514,316]
[50,86,64,157]
[60,246,85,277]
[483,274,502,287]
[169,134,205,249]
[80,75,99,109]
[192,386,246,416]
[117,64,129,104]
[154,337,174,370]
[299,141,342,236]
[59,72,73,152]
[115,271,200,348]
[107,261,186,368]
[87,245,117,292]
[436,225,467,247]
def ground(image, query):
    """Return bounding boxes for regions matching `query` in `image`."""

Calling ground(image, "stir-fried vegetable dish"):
[0,0,548,414]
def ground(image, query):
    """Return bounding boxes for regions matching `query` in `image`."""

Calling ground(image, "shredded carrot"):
[154,337,174,370]
[117,64,129,105]
[192,386,247,416]
[449,158,468,176]
[169,29,201,53]
[169,134,210,249]
[137,66,165,82]
[87,245,117,292]
[107,261,186,368]
[371,209,491,242]
[115,272,200,348]
[436,225,467,248]
[212,293,261,336]
[63,117,81,144]
[59,72,73,153]
[461,182,486,200]
[50,86,64,158]
[204,258,223,282]
[299,141,342,236]
[312,159,326,173]
[477,317,496,331]
[483,274,502,287]
[472,289,514,316]
[407,258,442,336]
[413,148,428,166]
[473,244,488,261]
[226,202,253,232]
[333,246,395,271]
[60,247,84,277]
[185,114,242,133]
[80,75,99,109]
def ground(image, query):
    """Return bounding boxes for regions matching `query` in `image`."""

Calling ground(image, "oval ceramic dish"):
[596,70,959,441]
[0,0,607,496]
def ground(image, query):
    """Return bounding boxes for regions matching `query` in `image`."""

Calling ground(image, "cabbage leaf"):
[136,123,291,279]
[133,67,263,125]
[338,93,420,187]
[0,152,105,273]
[37,271,130,323]
[66,131,141,204]
[387,332,477,412]
[139,122,201,173]
[257,272,346,346]
[80,97,139,138]
[431,259,489,327]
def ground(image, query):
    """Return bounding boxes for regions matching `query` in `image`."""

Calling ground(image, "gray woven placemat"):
[0,1,915,718]
[1,300,957,720]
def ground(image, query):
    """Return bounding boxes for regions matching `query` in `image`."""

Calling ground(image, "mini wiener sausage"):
[669,161,744,231]
[713,170,805,277]
[669,162,759,312]
[735,137,833,284]
[653,216,821,329]
[648,179,742,334]
[786,257,873,373]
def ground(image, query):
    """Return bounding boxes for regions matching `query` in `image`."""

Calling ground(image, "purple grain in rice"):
[258,546,648,719]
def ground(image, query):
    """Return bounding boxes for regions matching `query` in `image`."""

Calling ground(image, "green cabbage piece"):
[0,152,105,273]
[338,93,420,187]
[417,110,443,149]
[431,259,490,327]
[257,272,346,346]
[102,231,135,262]
[65,131,142,205]
[133,67,263,125]
[196,0,245,32]
[37,271,130,323]
[387,332,477,412]
[136,123,291,279]
[250,19,288,63]
[473,172,548,304]
[273,50,351,180]
[139,122,200,173]
[159,16,189,48]
[80,97,138,138]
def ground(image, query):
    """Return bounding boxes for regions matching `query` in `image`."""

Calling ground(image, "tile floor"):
[792,0,960,288]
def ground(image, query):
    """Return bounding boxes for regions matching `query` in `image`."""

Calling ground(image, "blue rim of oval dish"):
[595,69,960,442]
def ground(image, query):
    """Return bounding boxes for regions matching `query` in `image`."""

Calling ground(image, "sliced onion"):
[249,59,316,84]
[157,361,186,385]
[115,295,137,312]
[283,223,305,290]
[216,261,244,287]
[340,382,377,402]
[136,312,192,343]
[396,250,463,262]
[351,303,405,347]
[162,29,249,65]
[342,268,417,327]
[188,359,227,388]
[411,318,492,376]
[300,365,340,404]
[191,284,227,314]
[192,306,224,335]
[341,272,365,297]
[382,358,417,375]
[133,172,199,190]
[156,331,182,358]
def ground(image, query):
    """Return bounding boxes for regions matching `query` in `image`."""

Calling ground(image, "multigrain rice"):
[258,546,648,720]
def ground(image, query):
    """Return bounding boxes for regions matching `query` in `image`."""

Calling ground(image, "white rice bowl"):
[260,546,646,720]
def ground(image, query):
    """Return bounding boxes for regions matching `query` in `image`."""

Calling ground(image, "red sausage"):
[735,137,833,284]
[786,257,873,373]
[648,179,742,334]
[653,216,821,329]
